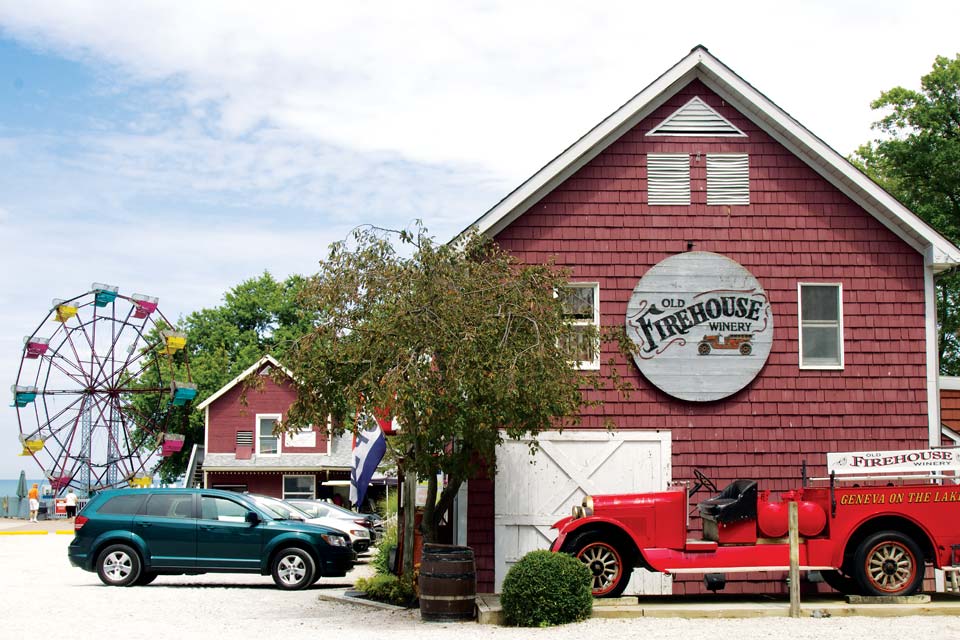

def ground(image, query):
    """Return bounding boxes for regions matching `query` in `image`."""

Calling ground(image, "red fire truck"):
[549,448,960,598]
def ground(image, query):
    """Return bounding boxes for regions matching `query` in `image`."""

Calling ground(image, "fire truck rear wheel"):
[565,531,632,598]
[853,531,924,596]
[819,570,859,595]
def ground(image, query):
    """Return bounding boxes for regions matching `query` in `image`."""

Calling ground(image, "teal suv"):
[68,488,354,590]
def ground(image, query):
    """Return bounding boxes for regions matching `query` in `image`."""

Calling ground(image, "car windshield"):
[250,495,310,521]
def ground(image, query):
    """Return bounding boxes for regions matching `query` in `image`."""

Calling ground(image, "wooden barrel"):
[418,544,476,621]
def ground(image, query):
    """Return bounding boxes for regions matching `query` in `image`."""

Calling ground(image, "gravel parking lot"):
[3,530,960,639]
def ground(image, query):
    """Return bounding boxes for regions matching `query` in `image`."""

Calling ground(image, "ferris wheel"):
[12,284,197,495]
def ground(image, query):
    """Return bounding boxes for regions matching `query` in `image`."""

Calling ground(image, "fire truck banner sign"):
[626,251,773,402]
[827,448,960,475]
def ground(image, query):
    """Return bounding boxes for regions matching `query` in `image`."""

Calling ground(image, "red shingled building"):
[457,46,960,594]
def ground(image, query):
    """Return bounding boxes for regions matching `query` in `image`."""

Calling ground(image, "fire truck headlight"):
[582,496,594,517]
[571,505,584,519]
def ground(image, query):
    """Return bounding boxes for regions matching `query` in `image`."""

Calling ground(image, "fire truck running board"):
[684,539,718,552]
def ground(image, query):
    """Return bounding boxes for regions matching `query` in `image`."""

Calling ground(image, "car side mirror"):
[245,511,260,525]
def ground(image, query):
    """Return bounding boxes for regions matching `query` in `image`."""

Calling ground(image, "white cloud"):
[5,0,958,181]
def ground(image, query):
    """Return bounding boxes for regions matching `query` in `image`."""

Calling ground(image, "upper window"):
[97,493,147,515]
[257,415,280,455]
[706,154,750,205]
[283,475,316,500]
[200,495,248,522]
[560,283,600,370]
[647,154,691,205]
[799,283,843,369]
[144,493,194,519]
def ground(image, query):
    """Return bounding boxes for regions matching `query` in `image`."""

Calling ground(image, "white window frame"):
[282,474,316,500]
[798,283,844,370]
[561,282,601,371]
[255,413,282,456]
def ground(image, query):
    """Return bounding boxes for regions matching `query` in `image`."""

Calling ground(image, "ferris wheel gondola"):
[12,283,196,494]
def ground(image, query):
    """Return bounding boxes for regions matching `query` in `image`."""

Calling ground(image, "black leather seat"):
[698,479,758,524]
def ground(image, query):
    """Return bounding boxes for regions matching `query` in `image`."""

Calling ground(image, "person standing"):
[28,483,39,523]
[64,488,79,521]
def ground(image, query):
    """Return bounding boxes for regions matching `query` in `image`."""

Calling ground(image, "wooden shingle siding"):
[479,80,930,595]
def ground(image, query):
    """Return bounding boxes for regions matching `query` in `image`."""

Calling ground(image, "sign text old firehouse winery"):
[625,252,774,401]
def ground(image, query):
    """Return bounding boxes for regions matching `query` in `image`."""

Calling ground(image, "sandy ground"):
[2,525,960,640]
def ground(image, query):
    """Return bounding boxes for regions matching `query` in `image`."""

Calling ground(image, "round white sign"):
[625,252,773,402]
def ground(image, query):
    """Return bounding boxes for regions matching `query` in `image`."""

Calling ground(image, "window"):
[257,415,280,455]
[201,495,248,522]
[647,153,691,205]
[144,493,194,519]
[706,154,749,205]
[560,283,600,370]
[799,283,843,369]
[283,475,316,500]
[97,493,147,515]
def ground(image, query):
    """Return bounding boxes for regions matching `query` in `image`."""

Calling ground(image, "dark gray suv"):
[68,488,353,589]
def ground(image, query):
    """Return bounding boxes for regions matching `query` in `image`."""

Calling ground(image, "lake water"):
[0,479,46,497]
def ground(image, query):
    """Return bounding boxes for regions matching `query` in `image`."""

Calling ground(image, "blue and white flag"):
[350,415,387,508]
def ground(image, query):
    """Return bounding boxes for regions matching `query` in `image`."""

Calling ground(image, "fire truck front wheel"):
[565,531,633,598]
[853,531,925,596]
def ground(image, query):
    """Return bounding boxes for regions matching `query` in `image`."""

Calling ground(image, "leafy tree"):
[853,54,960,373]
[146,272,314,481]
[282,226,631,549]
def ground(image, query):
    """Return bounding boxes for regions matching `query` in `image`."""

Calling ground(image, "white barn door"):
[494,430,672,594]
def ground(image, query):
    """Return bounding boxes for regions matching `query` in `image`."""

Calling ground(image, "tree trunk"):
[401,467,417,576]
[422,472,438,543]
[420,473,464,544]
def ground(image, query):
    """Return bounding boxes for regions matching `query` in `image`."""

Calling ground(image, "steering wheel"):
[693,468,719,494]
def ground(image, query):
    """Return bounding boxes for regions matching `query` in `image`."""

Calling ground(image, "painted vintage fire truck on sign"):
[550,448,960,597]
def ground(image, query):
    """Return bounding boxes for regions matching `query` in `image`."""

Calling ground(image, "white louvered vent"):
[236,431,254,447]
[647,97,747,137]
[706,154,750,205]
[647,153,690,205]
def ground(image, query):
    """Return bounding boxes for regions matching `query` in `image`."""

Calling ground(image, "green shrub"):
[500,550,592,627]
[371,520,398,575]
[354,573,416,607]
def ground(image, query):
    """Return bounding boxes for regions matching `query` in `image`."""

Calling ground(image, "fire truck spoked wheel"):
[565,531,632,598]
[853,530,925,596]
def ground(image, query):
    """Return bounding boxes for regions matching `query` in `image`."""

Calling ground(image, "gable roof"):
[465,45,960,271]
[195,354,295,411]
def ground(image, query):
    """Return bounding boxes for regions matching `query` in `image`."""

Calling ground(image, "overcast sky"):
[1,1,958,479]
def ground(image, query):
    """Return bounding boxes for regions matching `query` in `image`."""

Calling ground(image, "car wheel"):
[135,571,159,586]
[819,570,859,595]
[564,531,632,598]
[271,548,316,590]
[739,343,752,355]
[853,531,924,596]
[698,343,711,355]
[96,544,142,587]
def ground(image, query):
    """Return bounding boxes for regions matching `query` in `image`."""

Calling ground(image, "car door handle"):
[200,525,215,530]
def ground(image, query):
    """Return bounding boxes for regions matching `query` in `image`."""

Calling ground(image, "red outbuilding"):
[456,46,960,595]
[194,355,353,501]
